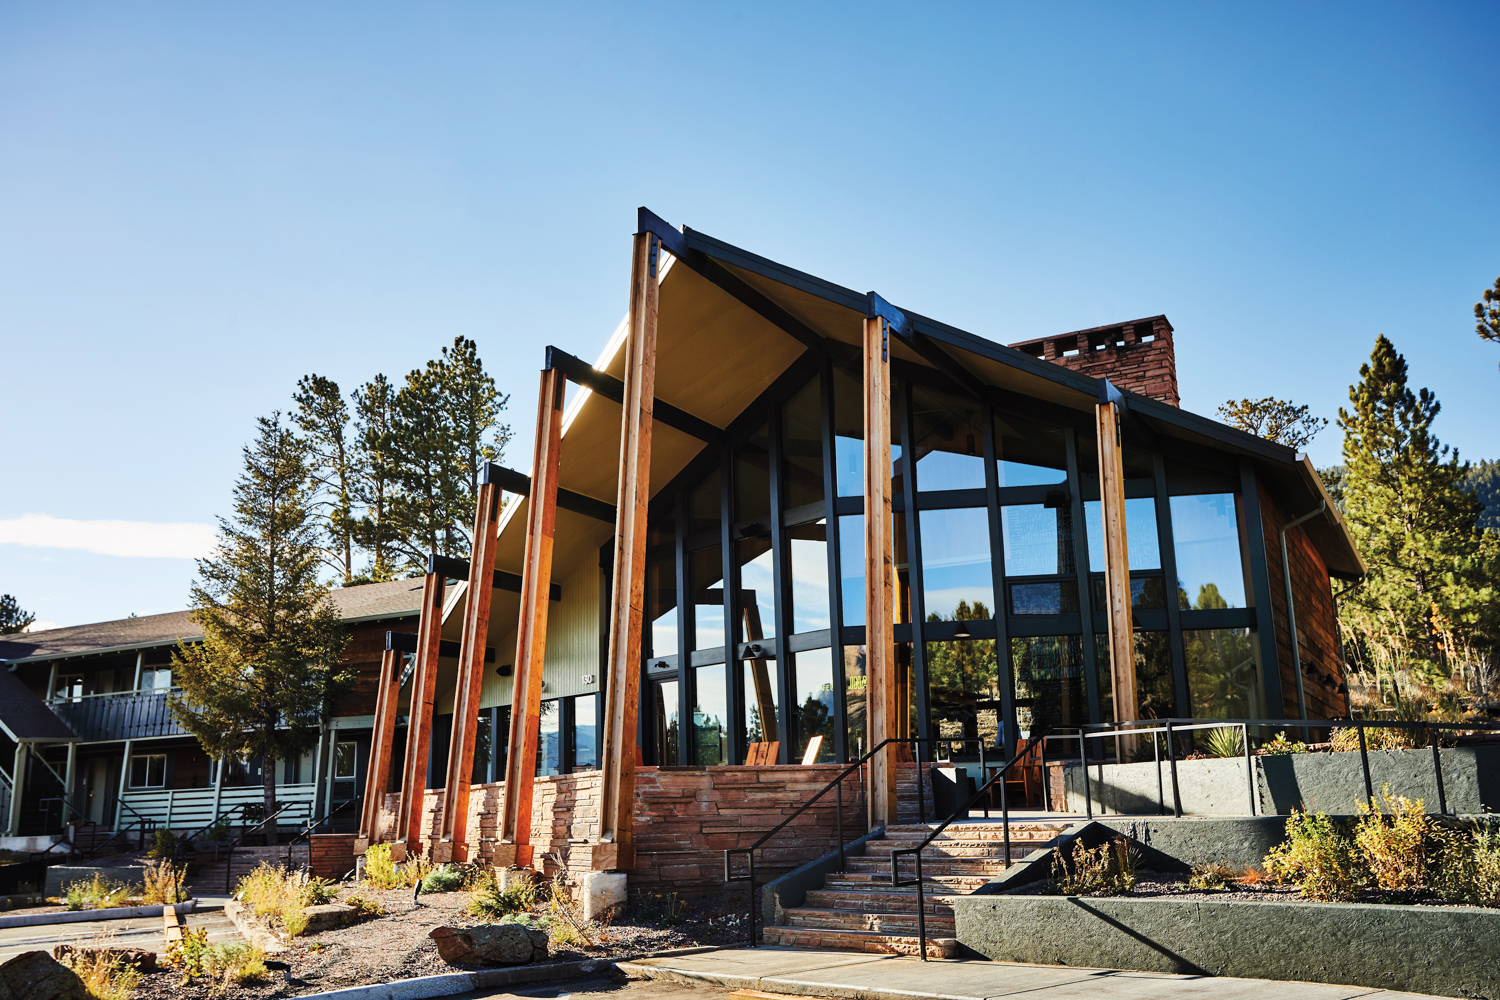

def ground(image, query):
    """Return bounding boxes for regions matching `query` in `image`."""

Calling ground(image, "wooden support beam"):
[482,461,617,524]
[495,367,566,869]
[435,480,505,862]
[542,349,722,447]
[863,313,898,827]
[395,572,446,857]
[1096,383,1138,740]
[357,647,401,847]
[593,230,659,872]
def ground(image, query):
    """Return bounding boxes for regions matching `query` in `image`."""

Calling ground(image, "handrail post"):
[836,773,845,873]
[1431,728,1448,815]
[915,848,926,962]
[1243,723,1256,816]
[1164,720,1183,818]
[980,743,988,819]
[748,850,757,947]
[1080,730,1092,820]
[916,741,925,825]
[1154,731,1164,816]
[1001,762,1011,866]
[1356,723,1374,806]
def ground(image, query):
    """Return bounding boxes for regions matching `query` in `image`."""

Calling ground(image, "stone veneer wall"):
[373,762,931,899]
[1008,316,1180,407]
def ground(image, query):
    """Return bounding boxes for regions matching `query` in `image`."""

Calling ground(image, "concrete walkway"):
[0,902,243,963]
[619,947,1442,1000]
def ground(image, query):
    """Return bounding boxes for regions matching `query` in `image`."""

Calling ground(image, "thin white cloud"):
[0,514,216,560]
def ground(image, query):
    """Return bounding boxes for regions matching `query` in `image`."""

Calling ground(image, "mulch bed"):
[130,884,748,1000]
[1005,871,1500,908]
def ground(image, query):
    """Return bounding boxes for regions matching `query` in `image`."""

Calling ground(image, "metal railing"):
[1070,716,1500,820]
[48,691,186,741]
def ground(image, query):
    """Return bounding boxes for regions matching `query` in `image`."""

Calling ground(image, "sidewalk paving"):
[618,947,1442,1000]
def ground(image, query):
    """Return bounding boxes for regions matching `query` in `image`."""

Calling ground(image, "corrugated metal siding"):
[481,558,601,709]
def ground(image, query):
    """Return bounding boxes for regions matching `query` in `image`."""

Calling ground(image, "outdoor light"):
[953,622,972,639]
[496,663,513,677]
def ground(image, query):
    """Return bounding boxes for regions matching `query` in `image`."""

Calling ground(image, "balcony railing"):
[48,691,186,742]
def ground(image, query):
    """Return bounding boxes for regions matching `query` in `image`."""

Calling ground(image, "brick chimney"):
[1007,316,1179,407]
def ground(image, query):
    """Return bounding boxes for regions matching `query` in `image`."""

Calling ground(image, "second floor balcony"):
[48,690,187,742]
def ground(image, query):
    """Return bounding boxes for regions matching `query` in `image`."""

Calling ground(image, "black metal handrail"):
[287,796,361,847]
[725,735,999,948]
[888,725,1054,962]
[219,801,306,893]
[1073,715,1500,820]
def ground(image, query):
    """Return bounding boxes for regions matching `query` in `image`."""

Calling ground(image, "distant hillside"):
[1471,460,1500,532]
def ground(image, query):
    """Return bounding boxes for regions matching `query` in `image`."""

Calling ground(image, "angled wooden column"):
[593,229,660,872]
[436,478,505,862]
[395,569,446,858]
[357,646,401,849]
[495,367,566,869]
[1096,380,1138,740]
[863,312,898,827]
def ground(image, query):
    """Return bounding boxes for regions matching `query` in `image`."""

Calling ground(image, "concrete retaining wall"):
[952,893,1500,998]
[1063,744,1500,816]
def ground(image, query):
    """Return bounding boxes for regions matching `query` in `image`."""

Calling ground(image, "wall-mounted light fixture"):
[496,663,514,677]
[953,622,972,640]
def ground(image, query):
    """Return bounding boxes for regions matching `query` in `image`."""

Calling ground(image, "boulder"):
[429,923,548,965]
[50,946,157,972]
[301,903,355,933]
[0,952,90,1000]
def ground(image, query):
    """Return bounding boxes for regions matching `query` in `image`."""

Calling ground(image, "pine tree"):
[292,375,359,586]
[1336,336,1495,685]
[1217,397,1327,451]
[351,374,401,582]
[0,595,35,634]
[1476,276,1500,372]
[171,414,352,842]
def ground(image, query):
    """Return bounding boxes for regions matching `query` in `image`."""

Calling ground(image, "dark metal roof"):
[0,579,424,666]
[0,668,77,741]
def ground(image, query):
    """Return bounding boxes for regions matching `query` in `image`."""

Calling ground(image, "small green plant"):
[343,891,384,918]
[420,864,465,893]
[1431,825,1500,907]
[165,927,212,983]
[1186,861,1237,891]
[1354,789,1430,893]
[361,843,403,890]
[633,891,689,926]
[236,863,336,937]
[146,828,186,860]
[1264,809,1363,901]
[1262,731,1309,756]
[64,874,132,911]
[500,911,551,929]
[400,853,437,889]
[467,872,539,919]
[205,942,268,991]
[141,860,188,905]
[1045,838,1140,896]
[1202,727,1244,759]
[59,945,143,1000]
[203,819,231,841]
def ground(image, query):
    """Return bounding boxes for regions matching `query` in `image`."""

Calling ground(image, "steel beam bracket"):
[636,207,689,260]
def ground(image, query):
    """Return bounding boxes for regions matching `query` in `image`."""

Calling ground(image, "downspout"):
[1280,501,1327,727]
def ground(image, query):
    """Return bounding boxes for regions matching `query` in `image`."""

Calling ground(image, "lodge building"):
[0,210,1360,928]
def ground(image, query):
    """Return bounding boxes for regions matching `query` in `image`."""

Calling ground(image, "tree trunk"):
[262,757,278,847]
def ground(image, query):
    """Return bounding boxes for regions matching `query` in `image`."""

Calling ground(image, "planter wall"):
[953,892,1500,999]
[1062,744,1500,816]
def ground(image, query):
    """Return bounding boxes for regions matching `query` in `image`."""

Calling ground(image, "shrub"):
[1262,732,1309,756]
[343,891,384,918]
[1431,825,1500,907]
[59,946,142,1000]
[205,942,268,989]
[1354,789,1430,893]
[146,828,186,860]
[165,928,212,982]
[141,860,188,905]
[401,854,437,889]
[420,864,464,894]
[361,844,402,890]
[64,874,131,911]
[1186,861,1237,891]
[633,891,689,925]
[236,863,337,936]
[1236,865,1273,887]
[1202,728,1244,759]
[1264,809,1363,901]
[1046,838,1139,896]
[468,873,539,919]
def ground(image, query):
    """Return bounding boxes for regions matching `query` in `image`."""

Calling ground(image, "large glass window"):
[1085,498,1163,571]
[472,714,491,783]
[783,379,824,509]
[689,470,721,536]
[691,545,725,650]
[1093,631,1175,722]
[744,660,777,748]
[1185,628,1263,719]
[832,366,902,497]
[129,754,166,788]
[737,424,772,522]
[648,557,677,657]
[925,638,1000,754]
[694,666,728,765]
[1170,494,1247,609]
[911,385,985,491]
[1009,579,1080,615]
[537,700,561,776]
[573,697,597,770]
[737,537,776,641]
[919,507,993,620]
[653,680,679,765]
[1001,504,1076,576]
[994,414,1067,488]
[1011,636,1086,739]
[794,648,837,763]
[838,514,864,627]
[843,645,866,757]
[789,519,830,634]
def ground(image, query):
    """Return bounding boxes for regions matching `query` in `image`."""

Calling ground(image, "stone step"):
[875,829,1062,844]
[862,841,1042,858]
[882,824,1068,838]
[803,888,957,913]
[823,872,991,892]
[785,907,956,934]
[845,857,1011,876]
[761,924,957,959]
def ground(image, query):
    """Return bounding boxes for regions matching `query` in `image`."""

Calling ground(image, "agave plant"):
[1203,726,1245,758]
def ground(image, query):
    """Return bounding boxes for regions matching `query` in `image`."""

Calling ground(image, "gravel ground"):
[130,885,750,1000]
[1006,871,1497,907]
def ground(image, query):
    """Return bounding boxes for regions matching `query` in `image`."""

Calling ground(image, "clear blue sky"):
[3,2,1497,629]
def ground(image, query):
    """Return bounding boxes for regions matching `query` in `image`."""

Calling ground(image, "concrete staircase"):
[761,821,1068,958]
[187,845,310,897]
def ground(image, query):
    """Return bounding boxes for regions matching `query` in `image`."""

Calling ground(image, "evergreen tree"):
[1468,460,1500,533]
[1217,397,1327,451]
[1336,336,1496,683]
[1476,276,1500,372]
[351,374,401,582]
[171,414,352,842]
[0,595,35,635]
[292,375,359,586]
